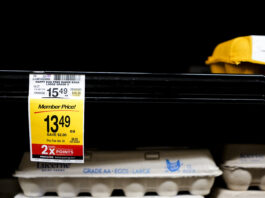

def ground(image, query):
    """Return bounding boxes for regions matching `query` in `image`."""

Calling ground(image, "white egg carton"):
[15,194,204,198]
[221,144,265,191]
[212,188,265,198]
[14,150,222,197]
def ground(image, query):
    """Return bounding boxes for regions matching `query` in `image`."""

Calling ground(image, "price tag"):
[28,74,85,163]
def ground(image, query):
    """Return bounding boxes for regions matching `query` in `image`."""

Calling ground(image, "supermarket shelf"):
[0,70,264,104]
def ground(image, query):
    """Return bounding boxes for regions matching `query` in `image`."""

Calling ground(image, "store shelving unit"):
[0,70,264,197]
[0,70,264,104]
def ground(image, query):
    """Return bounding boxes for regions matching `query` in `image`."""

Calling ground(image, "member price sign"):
[28,74,85,163]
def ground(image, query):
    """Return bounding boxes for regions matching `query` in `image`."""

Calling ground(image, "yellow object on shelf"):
[206,35,265,74]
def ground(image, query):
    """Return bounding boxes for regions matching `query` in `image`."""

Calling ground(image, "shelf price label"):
[28,74,85,163]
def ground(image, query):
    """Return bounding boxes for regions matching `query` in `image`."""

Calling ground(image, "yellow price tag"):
[28,74,85,163]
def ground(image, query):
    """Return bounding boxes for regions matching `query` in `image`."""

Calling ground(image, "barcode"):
[54,75,80,81]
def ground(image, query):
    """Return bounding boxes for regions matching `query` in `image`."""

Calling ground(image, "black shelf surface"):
[0,70,264,104]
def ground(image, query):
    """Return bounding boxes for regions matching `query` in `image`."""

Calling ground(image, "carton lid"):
[222,144,265,168]
[205,35,265,65]
[212,188,265,198]
[14,150,222,178]
[14,194,204,198]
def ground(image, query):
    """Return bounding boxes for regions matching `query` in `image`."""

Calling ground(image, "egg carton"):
[14,150,222,197]
[15,194,204,198]
[221,144,265,190]
[212,188,265,198]
[206,35,265,74]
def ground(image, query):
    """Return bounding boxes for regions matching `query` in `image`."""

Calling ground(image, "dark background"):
[1,4,264,72]
[0,4,264,196]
